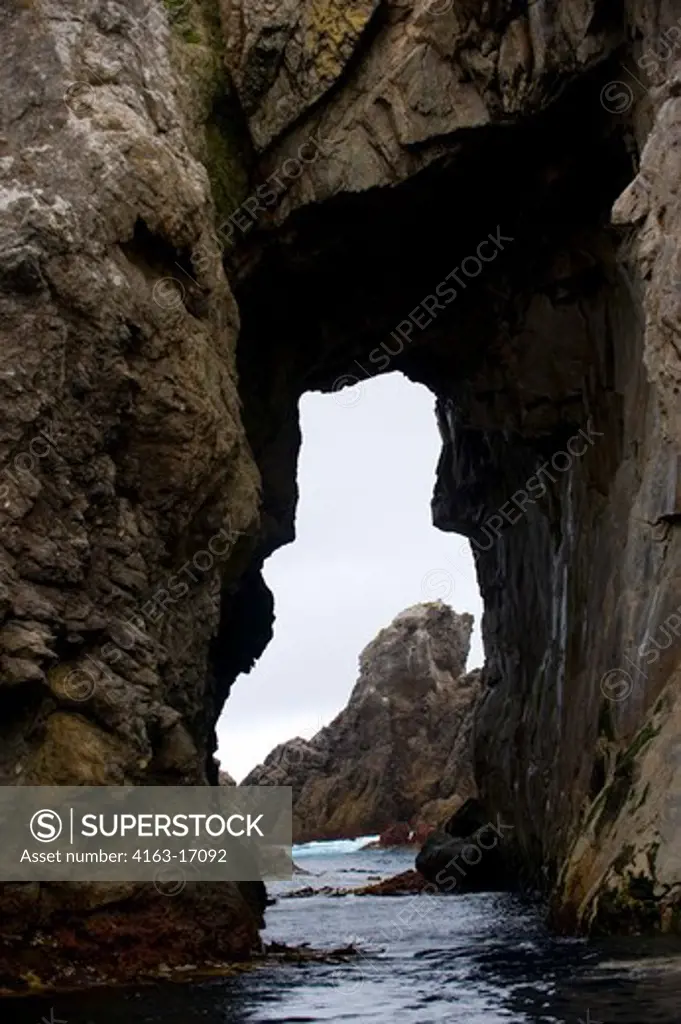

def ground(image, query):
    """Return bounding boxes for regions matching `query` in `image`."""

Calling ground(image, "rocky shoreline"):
[0,935,362,999]
[0,883,266,997]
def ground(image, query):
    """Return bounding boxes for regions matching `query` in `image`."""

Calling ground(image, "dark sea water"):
[8,838,681,1024]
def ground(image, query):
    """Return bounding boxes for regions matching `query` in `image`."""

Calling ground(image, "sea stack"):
[243,602,481,842]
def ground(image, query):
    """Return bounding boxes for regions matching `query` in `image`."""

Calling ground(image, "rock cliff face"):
[243,603,481,841]
[224,0,681,935]
[0,0,264,986]
[1,0,681,987]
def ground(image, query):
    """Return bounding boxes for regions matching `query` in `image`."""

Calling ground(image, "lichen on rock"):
[165,0,253,227]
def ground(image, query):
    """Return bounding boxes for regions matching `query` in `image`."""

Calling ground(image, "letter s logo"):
[30,809,63,843]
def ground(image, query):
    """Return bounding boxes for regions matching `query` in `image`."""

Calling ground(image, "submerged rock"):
[376,823,414,847]
[416,799,516,893]
[353,870,431,897]
[280,870,431,898]
[243,603,481,842]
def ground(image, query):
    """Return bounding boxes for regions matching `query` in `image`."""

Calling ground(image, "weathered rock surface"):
[243,603,481,841]
[416,797,516,892]
[1,0,681,989]
[353,869,431,897]
[0,0,263,984]
[279,869,430,898]
[226,0,681,935]
[0,880,265,994]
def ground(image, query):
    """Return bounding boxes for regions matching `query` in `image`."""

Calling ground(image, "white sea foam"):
[292,836,380,858]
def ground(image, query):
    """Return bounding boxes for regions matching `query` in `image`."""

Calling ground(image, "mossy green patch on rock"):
[617,719,660,771]
[586,720,660,837]
[591,880,662,935]
[589,836,667,936]
[165,0,253,230]
[302,0,379,86]
[163,0,202,43]
[558,687,678,936]
[204,97,252,230]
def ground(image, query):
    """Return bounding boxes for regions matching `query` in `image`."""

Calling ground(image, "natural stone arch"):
[217,0,680,933]
[0,0,680,987]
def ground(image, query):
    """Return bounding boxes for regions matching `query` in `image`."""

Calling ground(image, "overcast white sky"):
[217,372,483,781]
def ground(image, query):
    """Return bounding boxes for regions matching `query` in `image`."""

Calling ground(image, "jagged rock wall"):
[0,0,264,984]
[243,603,481,841]
[223,0,681,934]
[0,0,262,786]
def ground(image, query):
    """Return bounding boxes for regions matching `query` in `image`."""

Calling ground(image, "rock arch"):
[0,0,679,982]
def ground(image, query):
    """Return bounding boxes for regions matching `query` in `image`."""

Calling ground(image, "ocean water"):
[7,839,681,1023]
